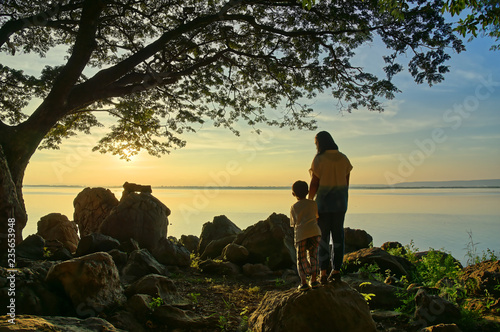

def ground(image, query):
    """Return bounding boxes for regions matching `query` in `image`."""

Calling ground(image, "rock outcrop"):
[460,260,500,297]
[179,234,199,253]
[343,247,413,278]
[345,227,373,253]
[16,234,45,260]
[73,187,119,237]
[46,252,125,317]
[197,215,241,258]
[75,233,121,257]
[152,237,191,267]
[233,213,295,270]
[249,281,377,332]
[37,213,79,253]
[99,192,170,252]
[414,288,462,328]
[120,249,168,284]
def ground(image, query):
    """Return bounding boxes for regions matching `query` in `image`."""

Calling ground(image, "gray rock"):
[222,243,249,264]
[249,282,377,332]
[75,233,120,257]
[37,213,79,253]
[45,252,125,318]
[179,234,199,253]
[414,289,462,328]
[152,237,191,267]
[233,213,295,270]
[344,247,413,278]
[344,227,373,253]
[344,275,403,310]
[16,234,45,260]
[99,192,169,252]
[200,235,236,260]
[73,187,119,238]
[121,249,168,284]
[197,215,241,255]
[381,241,407,255]
[1,261,70,316]
[126,293,153,318]
[125,274,180,304]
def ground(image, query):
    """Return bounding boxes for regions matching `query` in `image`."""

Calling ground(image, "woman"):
[308,131,353,284]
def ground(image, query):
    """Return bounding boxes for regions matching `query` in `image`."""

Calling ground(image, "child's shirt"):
[290,199,321,243]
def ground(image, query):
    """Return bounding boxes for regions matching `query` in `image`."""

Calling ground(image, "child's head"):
[292,180,308,199]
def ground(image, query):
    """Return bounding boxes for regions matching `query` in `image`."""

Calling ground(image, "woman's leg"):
[331,211,346,272]
[318,212,334,278]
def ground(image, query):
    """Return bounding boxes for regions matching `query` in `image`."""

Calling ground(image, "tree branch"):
[0,3,81,48]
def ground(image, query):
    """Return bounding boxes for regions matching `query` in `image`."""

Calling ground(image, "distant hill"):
[391,179,500,188]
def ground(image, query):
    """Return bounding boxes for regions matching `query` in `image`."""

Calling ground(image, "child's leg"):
[307,236,321,283]
[296,239,311,284]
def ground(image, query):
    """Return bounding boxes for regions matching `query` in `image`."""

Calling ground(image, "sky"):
[3,18,500,188]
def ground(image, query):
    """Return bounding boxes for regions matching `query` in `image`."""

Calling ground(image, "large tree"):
[0,0,463,245]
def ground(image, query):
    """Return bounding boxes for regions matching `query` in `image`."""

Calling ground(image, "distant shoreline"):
[23,184,500,190]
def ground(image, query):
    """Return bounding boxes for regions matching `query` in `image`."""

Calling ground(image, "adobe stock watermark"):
[6,217,17,324]
[178,128,276,221]
[385,74,499,186]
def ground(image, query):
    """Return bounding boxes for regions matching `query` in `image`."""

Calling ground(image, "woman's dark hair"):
[292,180,309,199]
[316,131,338,155]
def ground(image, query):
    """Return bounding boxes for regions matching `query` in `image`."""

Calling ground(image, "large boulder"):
[37,213,79,253]
[1,261,72,316]
[344,227,373,253]
[197,215,241,255]
[75,233,121,257]
[249,282,377,332]
[222,243,249,264]
[414,289,461,328]
[459,260,500,297]
[99,192,170,252]
[121,249,168,284]
[200,235,237,260]
[16,234,45,260]
[179,235,199,253]
[46,252,125,317]
[73,187,119,238]
[343,247,413,278]
[152,237,191,267]
[344,275,403,310]
[125,274,181,304]
[381,241,407,255]
[233,213,295,270]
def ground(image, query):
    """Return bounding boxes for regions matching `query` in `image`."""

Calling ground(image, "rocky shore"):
[1,184,499,331]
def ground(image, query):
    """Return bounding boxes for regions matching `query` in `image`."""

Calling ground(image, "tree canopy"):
[1,0,464,164]
[374,0,500,50]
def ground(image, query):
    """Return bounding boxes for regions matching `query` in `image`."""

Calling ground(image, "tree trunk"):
[0,144,27,254]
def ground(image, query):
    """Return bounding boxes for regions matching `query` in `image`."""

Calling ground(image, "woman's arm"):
[308,174,319,199]
[346,173,350,187]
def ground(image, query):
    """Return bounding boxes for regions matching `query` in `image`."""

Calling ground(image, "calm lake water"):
[22,186,500,265]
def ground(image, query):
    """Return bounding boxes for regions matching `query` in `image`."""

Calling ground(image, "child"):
[290,180,322,291]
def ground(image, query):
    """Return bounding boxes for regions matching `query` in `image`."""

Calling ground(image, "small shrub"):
[148,297,164,310]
